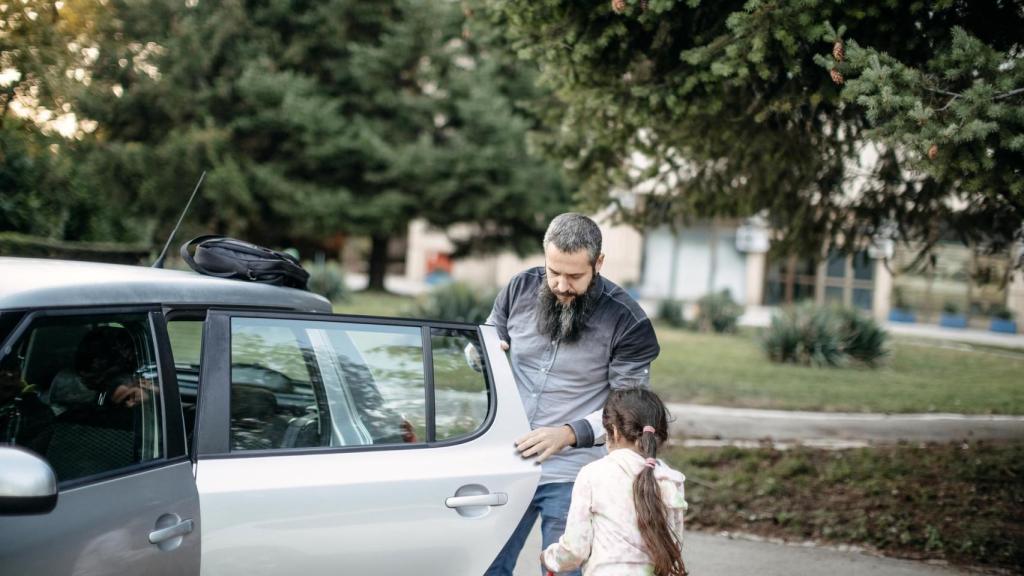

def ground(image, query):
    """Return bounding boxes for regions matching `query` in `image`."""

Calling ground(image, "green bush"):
[763,303,845,367]
[411,282,496,324]
[305,259,348,303]
[695,290,744,333]
[763,304,889,368]
[657,299,687,328]
[942,301,962,315]
[989,303,1015,320]
[836,307,889,366]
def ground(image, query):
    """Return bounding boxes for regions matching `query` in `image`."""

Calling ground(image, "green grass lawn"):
[651,325,1024,414]
[330,292,1024,415]
[332,290,417,318]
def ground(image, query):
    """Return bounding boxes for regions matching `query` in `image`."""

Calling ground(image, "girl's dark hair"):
[603,388,686,576]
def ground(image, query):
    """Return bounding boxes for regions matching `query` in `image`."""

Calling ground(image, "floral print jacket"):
[542,449,688,575]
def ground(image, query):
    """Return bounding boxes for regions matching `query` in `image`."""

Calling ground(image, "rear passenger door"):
[0,309,199,576]
[194,310,538,576]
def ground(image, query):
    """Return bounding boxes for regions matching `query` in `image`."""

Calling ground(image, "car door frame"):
[193,310,503,457]
[0,305,200,576]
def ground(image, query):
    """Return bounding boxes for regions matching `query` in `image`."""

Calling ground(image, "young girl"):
[541,388,688,575]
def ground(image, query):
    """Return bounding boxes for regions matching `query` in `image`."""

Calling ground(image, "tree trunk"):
[366,234,389,292]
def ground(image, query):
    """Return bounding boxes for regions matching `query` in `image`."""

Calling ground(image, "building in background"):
[402,212,1022,333]
[404,208,644,291]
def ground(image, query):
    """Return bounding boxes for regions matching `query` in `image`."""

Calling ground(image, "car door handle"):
[445,493,508,508]
[149,519,194,544]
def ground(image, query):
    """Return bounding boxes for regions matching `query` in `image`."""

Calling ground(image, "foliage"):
[3,1,572,290]
[762,303,888,367]
[762,303,845,367]
[483,0,1024,261]
[410,282,496,324]
[0,231,149,263]
[989,303,1015,321]
[305,259,349,303]
[664,442,1024,572]
[656,299,687,328]
[942,301,962,315]
[835,306,888,366]
[695,290,743,333]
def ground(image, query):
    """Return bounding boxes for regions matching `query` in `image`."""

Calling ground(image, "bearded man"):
[484,213,661,576]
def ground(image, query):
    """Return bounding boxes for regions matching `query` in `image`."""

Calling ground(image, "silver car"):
[0,257,539,575]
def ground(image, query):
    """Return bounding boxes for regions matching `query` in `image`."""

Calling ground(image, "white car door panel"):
[196,322,539,575]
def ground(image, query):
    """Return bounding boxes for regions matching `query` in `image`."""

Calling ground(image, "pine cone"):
[832,39,845,62]
[928,144,938,160]
[612,0,627,13]
[830,68,844,85]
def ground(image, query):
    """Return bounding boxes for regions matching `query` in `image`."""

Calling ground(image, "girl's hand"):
[539,551,554,574]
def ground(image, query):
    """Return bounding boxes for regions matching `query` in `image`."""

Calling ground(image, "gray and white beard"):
[536,276,599,344]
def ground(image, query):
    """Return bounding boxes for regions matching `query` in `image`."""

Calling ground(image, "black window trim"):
[0,305,190,488]
[196,309,497,460]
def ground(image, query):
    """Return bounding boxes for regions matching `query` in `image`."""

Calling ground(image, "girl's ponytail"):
[605,388,686,576]
[632,426,686,576]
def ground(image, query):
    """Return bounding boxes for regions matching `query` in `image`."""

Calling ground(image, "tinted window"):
[228,318,491,451]
[0,313,164,483]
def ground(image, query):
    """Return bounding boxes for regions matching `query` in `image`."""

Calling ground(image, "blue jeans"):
[484,482,581,576]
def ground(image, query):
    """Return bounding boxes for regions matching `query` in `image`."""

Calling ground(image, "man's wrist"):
[562,424,577,448]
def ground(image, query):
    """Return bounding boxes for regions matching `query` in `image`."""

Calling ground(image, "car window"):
[0,311,25,347]
[228,317,490,451]
[431,327,489,441]
[0,312,164,483]
[167,319,203,451]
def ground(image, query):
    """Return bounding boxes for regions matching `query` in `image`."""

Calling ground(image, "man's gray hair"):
[543,213,603,265]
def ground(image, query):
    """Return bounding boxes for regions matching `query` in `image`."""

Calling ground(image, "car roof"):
[0,257,332,312]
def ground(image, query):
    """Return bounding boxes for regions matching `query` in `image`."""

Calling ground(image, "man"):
[484,213,660,576]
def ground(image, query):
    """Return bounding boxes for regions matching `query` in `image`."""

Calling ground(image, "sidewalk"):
[514,526,978,576]
[665,402,1024,444]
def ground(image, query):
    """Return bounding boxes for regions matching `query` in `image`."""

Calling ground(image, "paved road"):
[666,402,1024,444]
[513,524,976,576]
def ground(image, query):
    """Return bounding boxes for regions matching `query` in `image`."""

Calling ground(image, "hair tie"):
[642,425,656,435]
[644,457,657,469]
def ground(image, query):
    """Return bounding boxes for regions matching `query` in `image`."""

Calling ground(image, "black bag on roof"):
[180,235,310,290]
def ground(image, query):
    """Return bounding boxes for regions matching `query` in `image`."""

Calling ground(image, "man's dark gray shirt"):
[487,267,660,484]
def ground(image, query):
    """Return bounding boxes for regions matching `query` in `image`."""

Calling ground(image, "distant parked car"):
[0,257,537,575]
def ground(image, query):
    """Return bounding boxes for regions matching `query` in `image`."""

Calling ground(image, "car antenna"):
[152,170,206,269]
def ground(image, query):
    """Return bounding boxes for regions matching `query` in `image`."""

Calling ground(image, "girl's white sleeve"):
[542,471,594,572]
[668,483,687,550]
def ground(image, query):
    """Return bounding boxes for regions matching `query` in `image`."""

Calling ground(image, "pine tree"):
[483,0,1024,259]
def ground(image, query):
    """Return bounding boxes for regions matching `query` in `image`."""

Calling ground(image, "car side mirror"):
[463,343,483,373]
[0,447,58,515]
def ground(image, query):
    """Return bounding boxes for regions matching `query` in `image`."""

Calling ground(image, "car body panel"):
[0,460,201,576]
[195,324,539,575]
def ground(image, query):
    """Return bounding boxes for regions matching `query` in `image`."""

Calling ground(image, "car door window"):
[0,312,164,483]
[167,319,203,450]
[228,317,491,451]
[431,327,489,441]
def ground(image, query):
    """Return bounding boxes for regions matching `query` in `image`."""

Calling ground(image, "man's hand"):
[515,425,576,463]
[499,340,509,352]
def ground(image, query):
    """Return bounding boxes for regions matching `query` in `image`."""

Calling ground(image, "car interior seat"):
[230,384,286,450]
[46,325,140,482]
